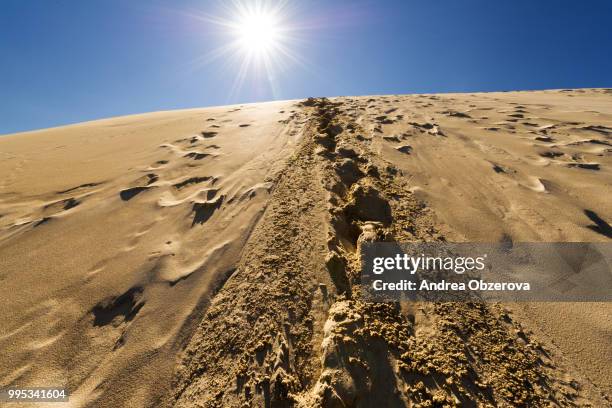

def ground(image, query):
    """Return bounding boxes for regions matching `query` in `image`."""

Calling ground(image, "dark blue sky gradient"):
[1,0,610,134]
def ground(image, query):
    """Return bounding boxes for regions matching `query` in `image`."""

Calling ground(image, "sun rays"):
[188,1,304,100]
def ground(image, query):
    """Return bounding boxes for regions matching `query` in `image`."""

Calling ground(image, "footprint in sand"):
[395,145,413,154]
[440,110,471,118]
[374,115,395,125]
[45,197,81,212]
[33,217,52,227]
[120,187,151,201]
[584,210,612,238]
[566,162,600,170]
[383,135,401,142]
[490,163,515,174]
[173,176,213,190]
[119,174,158,201]
[535,136,554,142]
[27,197,82,226]
[157,187,218,208]
[90,286,145,327]
[57,182,103,195]
[191,196,224,226]
[539,151,564,159]
[151,160,168,167]
[578,125,611,136]
[409,121,444,136]
[184,152,211,160]
[566,139,611,148]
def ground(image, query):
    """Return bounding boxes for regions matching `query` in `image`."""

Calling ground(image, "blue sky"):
[1,0,611,134]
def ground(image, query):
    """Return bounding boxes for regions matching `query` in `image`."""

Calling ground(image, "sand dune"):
[0,89,610,407]
[0,102,303,406]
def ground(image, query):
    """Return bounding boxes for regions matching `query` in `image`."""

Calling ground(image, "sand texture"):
[0,89,610,407]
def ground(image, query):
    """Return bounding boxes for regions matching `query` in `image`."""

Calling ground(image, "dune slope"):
[0,89,610,407]
[0,102,303,407]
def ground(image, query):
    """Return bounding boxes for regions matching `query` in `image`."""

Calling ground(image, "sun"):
[235,11,281,54]
[190,1,304,98]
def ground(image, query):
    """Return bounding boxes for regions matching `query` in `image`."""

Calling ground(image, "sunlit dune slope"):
[0,89,610,407]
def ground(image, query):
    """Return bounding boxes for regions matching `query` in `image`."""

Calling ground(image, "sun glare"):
[236,11,281,54]
[192,1,304,98]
